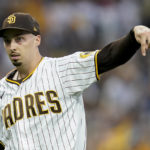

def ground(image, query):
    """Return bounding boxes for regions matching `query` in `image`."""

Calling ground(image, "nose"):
[9,39,17,51]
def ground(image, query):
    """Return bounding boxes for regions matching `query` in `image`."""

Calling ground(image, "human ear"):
[35,35,41,47]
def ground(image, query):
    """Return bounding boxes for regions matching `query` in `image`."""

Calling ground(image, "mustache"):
[9,52,20,56]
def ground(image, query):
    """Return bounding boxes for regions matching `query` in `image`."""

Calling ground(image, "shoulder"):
[55,52,84,64]
[43,51,97,66]
[42,53,76,65]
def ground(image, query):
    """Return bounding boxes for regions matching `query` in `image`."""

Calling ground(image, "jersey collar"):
[5,57,44,86]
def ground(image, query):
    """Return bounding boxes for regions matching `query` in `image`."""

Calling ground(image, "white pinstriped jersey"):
[0,50,99,150]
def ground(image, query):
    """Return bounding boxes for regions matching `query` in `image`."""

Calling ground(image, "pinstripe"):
[1,126,10,147]
[1,84,6,143]
[63,76,95,83]
[54,60,76,146]
[45,63,62,150]
[12,118,20,149]
[29,70,43,150]
[19,85,31,150]
[10,138,16,150]
[59,65,94,73]
[7,84,15,149]
[35,67,48,150]
[65,83,94,89]
[59,71,95,78]
[41,70,54,150]
[10,84,19,150]
[49,60,67,150]
[51,60,72,149]
[15,121,21,149]
[70,96,76,126]
[5,84,21,150]
[68,96,77,142]
[30,76,42,150]
[81,118,86,150]
[58,60,93,67]
[59,51,96,63]
[55,63,76,142]
[11,84,24,150]
[38,64,54,150]
[24,84,37,150]
[12,84,23,150]
[17,120,24,150]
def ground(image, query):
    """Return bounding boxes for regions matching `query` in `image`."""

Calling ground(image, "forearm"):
[97,29,140,74]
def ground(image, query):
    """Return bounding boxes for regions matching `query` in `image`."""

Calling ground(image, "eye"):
[15,36,24,43]
[4,38,11,45]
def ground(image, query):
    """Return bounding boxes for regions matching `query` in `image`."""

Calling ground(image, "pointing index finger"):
[141,35,147,56]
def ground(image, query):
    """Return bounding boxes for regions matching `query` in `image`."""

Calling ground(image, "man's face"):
[3,29,39,67]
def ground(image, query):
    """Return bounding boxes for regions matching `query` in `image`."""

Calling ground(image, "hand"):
[134,25,150,56]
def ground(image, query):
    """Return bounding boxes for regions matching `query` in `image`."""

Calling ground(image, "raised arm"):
[97,25,150,74]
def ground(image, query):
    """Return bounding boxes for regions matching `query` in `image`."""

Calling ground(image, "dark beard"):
[12,61,22,66]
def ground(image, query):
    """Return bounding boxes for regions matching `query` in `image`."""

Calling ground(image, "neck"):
[17,54,42,79]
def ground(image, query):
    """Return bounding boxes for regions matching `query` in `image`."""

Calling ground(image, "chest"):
[1,71,66,129]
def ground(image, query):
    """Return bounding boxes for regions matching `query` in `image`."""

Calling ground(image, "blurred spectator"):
[100,59,142,120]
[141,0,150,27]
[14,0,47,33]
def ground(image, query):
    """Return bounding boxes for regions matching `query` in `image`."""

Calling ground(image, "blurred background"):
[1,0,150,149]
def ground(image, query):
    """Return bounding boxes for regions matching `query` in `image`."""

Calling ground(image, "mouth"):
[10,53,20,60]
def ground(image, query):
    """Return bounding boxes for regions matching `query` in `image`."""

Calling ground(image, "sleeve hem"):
[94,50,100,80]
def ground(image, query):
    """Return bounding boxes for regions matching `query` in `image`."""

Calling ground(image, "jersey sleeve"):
[57,50,100,95]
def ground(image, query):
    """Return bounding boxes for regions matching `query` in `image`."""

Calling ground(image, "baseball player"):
[0,12,150,150]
